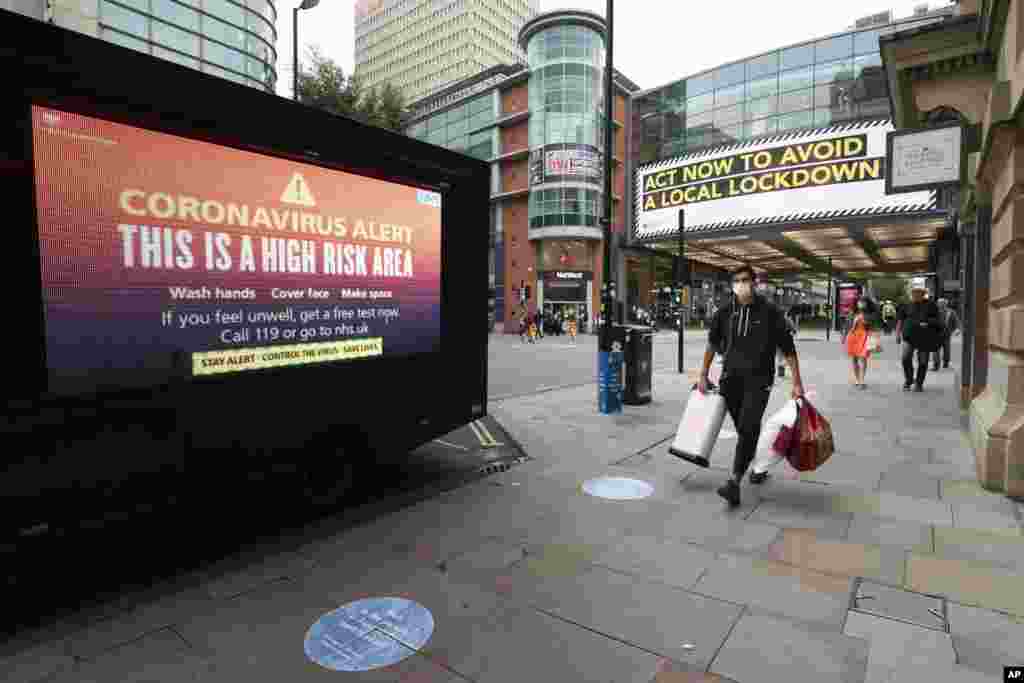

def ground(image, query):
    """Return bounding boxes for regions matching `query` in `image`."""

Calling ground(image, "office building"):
[404,9,641,333]
[2,0,276,91]
[355,0,539,105]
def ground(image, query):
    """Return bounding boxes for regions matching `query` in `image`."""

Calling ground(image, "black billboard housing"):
[1,8,489,610]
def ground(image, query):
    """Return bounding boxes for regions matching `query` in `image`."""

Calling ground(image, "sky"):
[275,0,955,99]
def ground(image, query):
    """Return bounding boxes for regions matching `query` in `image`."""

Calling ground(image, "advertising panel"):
[838,284,862,318]
[31,105,443,395]
[530,144,602,185]
[634,120,936,240]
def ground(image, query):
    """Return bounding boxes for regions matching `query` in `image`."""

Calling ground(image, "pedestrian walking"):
[535,310,545,339]
[698,265,805,507]
[882,300,897,335]
[842,296,875,389]
[527,313,538,343]
[932,298,960,371]
[518,310,528,343]
[897,279,941,392]
[567,315,578,343]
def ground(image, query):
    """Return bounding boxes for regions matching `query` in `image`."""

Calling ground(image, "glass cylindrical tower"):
[519,10,608,329]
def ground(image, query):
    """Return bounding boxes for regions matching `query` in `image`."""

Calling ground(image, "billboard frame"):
[1,7,491,531]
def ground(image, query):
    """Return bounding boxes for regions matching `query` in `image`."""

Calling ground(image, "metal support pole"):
[599,0,615,352]
[293,6,299,101]
[826,256,832,342]
[678,209,685,374]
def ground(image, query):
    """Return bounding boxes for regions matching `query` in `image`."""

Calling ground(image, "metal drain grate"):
[848,578,949,633]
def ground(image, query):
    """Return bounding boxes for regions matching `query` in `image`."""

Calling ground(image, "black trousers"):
[720,375,773,480]
[932,336,952,369]
[902,343,930,387]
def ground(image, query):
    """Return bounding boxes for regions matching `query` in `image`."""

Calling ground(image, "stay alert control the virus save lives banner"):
[31,105,442,395]
[634,120,936,239]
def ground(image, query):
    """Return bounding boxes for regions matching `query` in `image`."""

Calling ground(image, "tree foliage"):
[295,46,406,132]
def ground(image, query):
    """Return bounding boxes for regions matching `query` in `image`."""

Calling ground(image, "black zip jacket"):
[708,295,796,381]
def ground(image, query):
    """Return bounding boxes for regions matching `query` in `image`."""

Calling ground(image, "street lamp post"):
[599,0,615,350]
[677,209,685,374]
[293,0,320,102]
[596,0,620,415]
[826,256,833,342]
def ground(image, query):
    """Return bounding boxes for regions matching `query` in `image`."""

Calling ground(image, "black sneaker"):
[717,479,741,506]
[903,384,913,392]
[749,470,770,485]
[914,384,924,393]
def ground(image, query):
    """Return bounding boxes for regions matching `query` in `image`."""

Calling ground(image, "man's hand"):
[697,375,710,394]
[791,381,805,401]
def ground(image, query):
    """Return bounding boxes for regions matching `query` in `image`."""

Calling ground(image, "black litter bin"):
[622,324,655,405]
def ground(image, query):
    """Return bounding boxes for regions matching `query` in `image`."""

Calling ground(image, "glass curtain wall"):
[526,22,606,230]
[97,0,277,91]
[407,93,495,160]
[633,27,889,164]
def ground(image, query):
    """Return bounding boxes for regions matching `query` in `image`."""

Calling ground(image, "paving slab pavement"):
[4,337,1023,682]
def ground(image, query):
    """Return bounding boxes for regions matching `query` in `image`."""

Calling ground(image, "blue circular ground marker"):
[304,597,434,672]
[582,476,654,500]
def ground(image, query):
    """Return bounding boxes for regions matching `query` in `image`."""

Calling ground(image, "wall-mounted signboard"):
[530,144,602,186]
[885,123,963,195]
[634,120,936,241]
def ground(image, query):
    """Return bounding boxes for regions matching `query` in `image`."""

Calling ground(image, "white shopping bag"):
[750,399,800,475]
[669,388,727,468]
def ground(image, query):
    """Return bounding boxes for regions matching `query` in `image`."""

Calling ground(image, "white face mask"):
[733,282,752,298]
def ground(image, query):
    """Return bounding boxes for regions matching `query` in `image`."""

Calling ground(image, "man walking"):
[932,298,959,371]
[897,279,941,392]
[698,265,805,507]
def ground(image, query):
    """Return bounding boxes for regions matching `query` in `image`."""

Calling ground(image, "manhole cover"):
[582,476,654,500]
[304,597,434,671]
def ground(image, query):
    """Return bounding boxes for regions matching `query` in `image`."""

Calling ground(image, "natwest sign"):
[544,270,592,281]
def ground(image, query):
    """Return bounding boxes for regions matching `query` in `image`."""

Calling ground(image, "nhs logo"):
[416,189,441,208]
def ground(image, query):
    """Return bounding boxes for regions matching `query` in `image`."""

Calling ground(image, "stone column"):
[971,140,1024,495]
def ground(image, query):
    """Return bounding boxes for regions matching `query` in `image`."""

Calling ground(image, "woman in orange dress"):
[843,298,874,389]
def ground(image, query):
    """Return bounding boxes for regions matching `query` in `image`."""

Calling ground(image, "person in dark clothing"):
[897,280,941,392]
[698,265,805,507]
[932,298,960,371]
[535,310,545,339]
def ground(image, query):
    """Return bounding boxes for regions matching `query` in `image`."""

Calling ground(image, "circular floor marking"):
[304,597,434,672]
[582,476,654,500]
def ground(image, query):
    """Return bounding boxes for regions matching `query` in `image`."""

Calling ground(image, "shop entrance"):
[543,302,589,335]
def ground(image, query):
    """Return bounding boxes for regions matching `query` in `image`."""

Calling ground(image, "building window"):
[154,45,199,68]
[101,26,151,52]
[152,19,200,55]
[101,1,149,38]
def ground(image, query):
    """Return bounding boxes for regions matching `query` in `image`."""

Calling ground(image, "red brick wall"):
[501,159,528,194]
[501,85,527,115]
[502,199,532,332]
[502,123,528,155]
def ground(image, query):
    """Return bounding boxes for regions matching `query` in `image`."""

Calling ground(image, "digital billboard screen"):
[31,105,443,395]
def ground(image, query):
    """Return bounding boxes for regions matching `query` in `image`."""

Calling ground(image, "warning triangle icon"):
[281,173,316,207]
